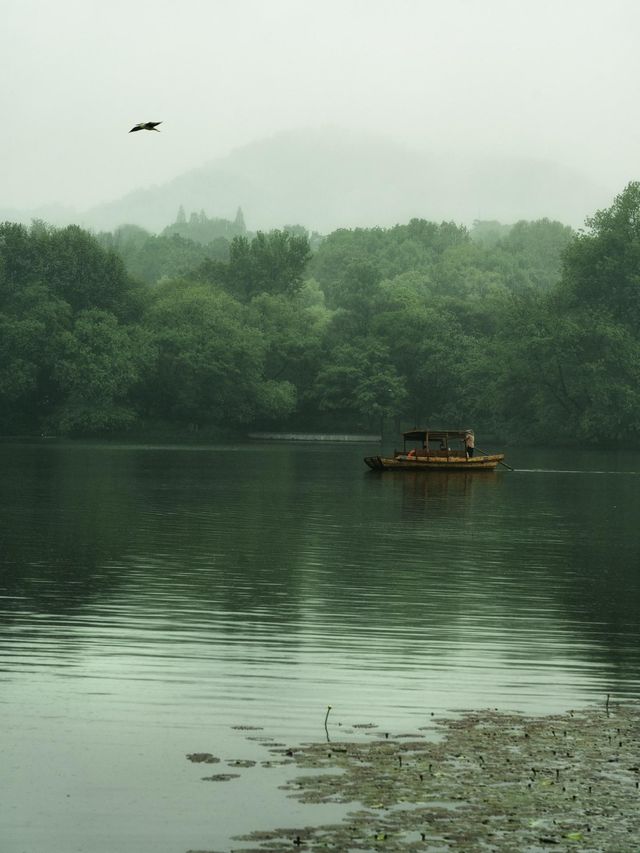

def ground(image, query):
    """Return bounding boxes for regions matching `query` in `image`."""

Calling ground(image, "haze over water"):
[1,440,639,851]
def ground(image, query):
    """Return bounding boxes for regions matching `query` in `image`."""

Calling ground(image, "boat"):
[364,428,506,471]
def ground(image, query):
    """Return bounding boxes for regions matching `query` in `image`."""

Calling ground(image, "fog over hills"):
[4,129,613,234]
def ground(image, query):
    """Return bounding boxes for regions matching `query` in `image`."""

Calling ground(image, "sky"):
[2,0,639,213]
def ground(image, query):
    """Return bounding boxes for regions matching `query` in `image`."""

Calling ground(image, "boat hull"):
[364,454,504,471]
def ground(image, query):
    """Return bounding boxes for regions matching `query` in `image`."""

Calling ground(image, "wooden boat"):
[364,429,506,471]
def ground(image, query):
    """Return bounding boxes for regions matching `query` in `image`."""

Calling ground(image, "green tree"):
[469,220,513,247]
[370,278,475,424]
[143,281,295,426]
[499,218,574,291]
[51,309,155,435]
[247,292,326,395]
[311,339,407,429]
[311,219,470,302]
[199,230,311,302]
[44,224,143,319]
[561,182,640,327]
[432,242,506,300]
[120,233,215,285]
[0,221,144,321]
[0,284,70,432]
[463,281,640,443]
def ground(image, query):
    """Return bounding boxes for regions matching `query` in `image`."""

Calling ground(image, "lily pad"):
[201,773,241,782]
[186,753,219,764]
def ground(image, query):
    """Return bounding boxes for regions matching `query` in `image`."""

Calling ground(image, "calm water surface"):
[1,440,639,852]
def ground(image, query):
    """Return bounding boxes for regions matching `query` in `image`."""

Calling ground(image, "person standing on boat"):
[464,431,475,458]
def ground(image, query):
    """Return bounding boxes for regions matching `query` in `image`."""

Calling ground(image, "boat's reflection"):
[369,468,504,517]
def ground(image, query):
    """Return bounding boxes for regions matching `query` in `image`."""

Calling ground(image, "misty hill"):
[7,129,613,233]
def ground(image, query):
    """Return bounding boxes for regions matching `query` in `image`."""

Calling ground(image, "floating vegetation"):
[186,753,220,764]
[231,725,264,731]
[231,702,640,851]
[201,773,240,782]
[226,759,257,768]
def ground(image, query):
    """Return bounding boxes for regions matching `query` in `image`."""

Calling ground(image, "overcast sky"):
[2,0,639,212]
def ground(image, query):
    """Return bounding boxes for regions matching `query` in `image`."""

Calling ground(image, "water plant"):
[230,701,640,851]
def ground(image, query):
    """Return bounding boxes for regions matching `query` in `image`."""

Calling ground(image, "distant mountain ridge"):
[3,128,613,234]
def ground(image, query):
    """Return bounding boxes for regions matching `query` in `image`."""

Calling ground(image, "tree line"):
[1,182,639,443]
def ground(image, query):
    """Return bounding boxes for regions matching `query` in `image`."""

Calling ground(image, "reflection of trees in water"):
[1,443,639,690]
[545,469,640,685]
[307,465,640,687]
[123,446,313,642]
[0,443,322,635]
[279,467,523,660]
[0,443,144,616]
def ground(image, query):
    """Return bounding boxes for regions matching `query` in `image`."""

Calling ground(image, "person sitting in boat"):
[464,431,475,458]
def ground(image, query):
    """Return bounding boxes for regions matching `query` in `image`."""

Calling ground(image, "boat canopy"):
[403,428,472,444]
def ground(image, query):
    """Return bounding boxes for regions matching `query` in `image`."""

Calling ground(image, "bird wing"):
[129,121,162,132]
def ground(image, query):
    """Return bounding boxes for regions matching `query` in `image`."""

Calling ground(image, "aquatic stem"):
[324,705,332,742]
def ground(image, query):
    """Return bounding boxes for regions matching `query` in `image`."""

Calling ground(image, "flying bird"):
[129,121,162,133]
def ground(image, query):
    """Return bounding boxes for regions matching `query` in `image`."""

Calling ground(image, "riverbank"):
[228,701,639,852]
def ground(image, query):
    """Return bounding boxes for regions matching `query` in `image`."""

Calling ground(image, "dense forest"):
[1,183,640,443]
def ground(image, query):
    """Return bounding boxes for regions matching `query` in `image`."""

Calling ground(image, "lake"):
[1,439,639,852]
